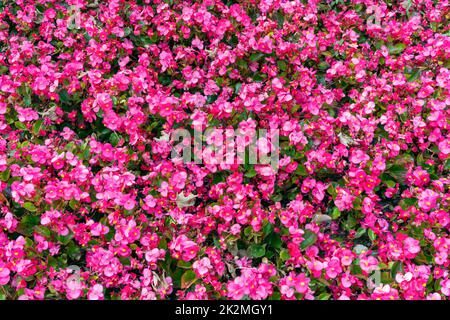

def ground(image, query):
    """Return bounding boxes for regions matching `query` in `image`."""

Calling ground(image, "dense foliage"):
[0,0,449,300]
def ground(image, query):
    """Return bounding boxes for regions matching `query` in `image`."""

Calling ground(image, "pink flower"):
[193,257,212,277]
[438,139,450,155]
[418,189,439,212]
[66,279,82,300]
[293,273,310,294]
[145,248,165,264]
[403,237,421,258]
[171,172,187,191]
[169,235,199,262]
[441,279,450,297]
[0,263,10,285]
[159,51,175,72]
[325,257,343,279]
[360,256,379,273]
[88,284,104,300]
[350,149,370,164]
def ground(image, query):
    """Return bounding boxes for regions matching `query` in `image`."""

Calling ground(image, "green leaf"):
[33,119,43,135]
[387,164,407,182]
[181,270,197,289]
[269,292,281,300]
[268,233,282,249]
[327,184,337,198]
[67,241,82,260]
[177,260,192,269]
[109,132,121,147]
[444,159,450,171]
[331,207,341,219]
[384,180,396,188]
[368,229,377,241]
[401,198,417,210]
[318,61,330,70]
[14,121,27,130]
[34,226,51,238]
[234,82,242,95]
[237,59,248,70]
[23,202,37,212]
[388,43,406,55]
[69,199,78,210]
[244,168,257,178]
[56,232,74,245]
[407,69,421,82]
[248,244,266,258]
[17,215,40,236]
[354,228,366,239]
[391,261,403,278]
[250,52,264,62]
[0,169,10,182]
[58,90,70,103]
[300,230,317,249]
[317,292,331,300]
[277,60,287,71]
[263,222,274,235]
[280,249,291,261]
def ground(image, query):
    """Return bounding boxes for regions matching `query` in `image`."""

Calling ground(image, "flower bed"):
[0,0,449,300]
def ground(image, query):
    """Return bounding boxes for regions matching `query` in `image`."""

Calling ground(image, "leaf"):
[34,226,51,238]
[353,228,365,239]
[400,198,417,210]
[268,233,282,249]
[17,215,40,236]
[248,244,266,258]
[407,69,421,82]
[317,292,331,300]
[387,164,407,183]
[331,207,341,219]
[33,119,43,135]
[318,61,330,70]
[56,232,74,245]
[277,60,287,71]
[0,169,10,182]
[58,89,70,104]
[23,202,37,212]
[237,59,248,70]
[445,159,450,171]
[384,180,396,188]
[269,292,281,300]
[177,260,192,269]
[69,199,78,210]
[244,168,257,178]
[388,43,406,55]
[181,270,197,289]
[109,132,121,147]
[244,226,253,237]
[391,261,403,278]
[280,249,290,261]
[368,229,377,241]
[234,82,242,95]
[300,230,317,249]
[263,222,274,235]
[67,241,82,261]
[14,121,27,130]
[327,184,337,198]
[250,52,264,62]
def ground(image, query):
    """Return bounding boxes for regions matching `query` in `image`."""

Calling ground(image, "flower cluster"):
[0,0,449,300]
